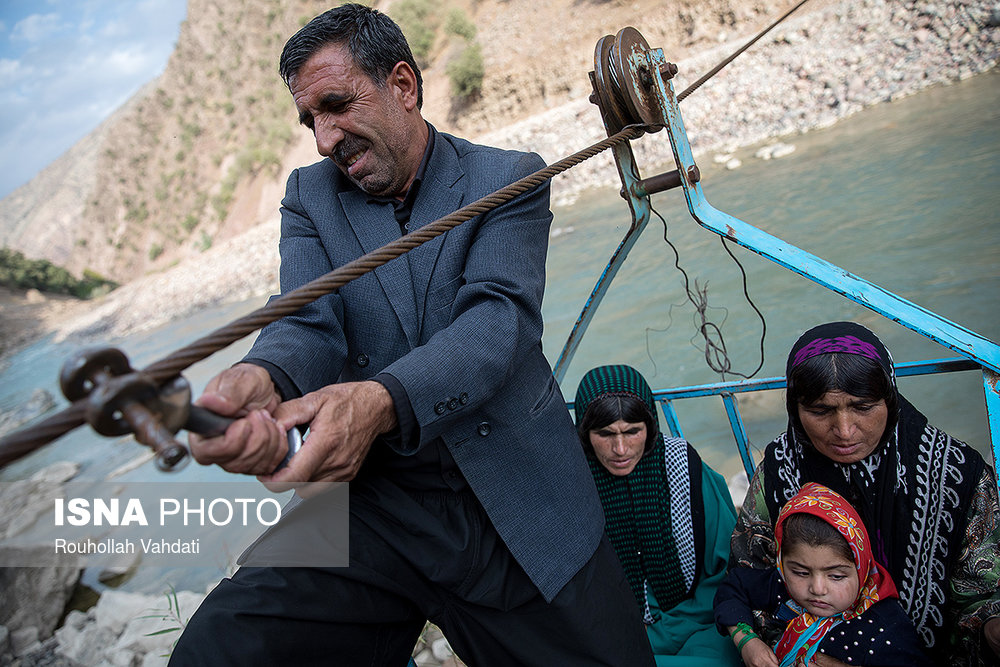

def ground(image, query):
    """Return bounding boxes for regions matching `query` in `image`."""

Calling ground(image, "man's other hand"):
[262,381,397,489]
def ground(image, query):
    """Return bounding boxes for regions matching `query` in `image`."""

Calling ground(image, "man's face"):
[289,43,419,197]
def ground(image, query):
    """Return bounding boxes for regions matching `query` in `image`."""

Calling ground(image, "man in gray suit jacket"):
[171,5,653,665]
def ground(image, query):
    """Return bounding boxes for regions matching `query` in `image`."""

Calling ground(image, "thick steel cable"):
[0,124,645,465]
[677,0,811,102]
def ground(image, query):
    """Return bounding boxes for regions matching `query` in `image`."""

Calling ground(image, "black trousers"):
[170,484,654,666]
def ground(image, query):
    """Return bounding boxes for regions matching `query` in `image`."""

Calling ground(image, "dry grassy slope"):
[0,0,801,284]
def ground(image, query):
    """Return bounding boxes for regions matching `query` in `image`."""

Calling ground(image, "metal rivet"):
[660,62,678,80]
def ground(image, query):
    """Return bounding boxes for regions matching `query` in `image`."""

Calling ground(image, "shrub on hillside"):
[445,9,476,41]
[447,42,484,100]
[391,0,437,66]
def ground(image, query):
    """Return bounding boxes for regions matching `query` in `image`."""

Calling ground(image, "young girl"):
[714,483,929,666]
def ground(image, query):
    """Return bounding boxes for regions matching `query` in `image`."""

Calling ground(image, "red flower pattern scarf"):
[774,482,899,666]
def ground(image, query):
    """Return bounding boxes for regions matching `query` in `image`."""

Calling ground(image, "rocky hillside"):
[0,0,805,284]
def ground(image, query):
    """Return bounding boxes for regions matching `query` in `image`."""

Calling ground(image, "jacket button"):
[447,397,458,410]
[477,422,491,437]
[356,353,369,367]
[459,392,468,405]
[434,402,446,415]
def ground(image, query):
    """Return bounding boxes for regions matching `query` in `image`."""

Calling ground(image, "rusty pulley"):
[590,27,669,134]
[59,346,192,471]
[56,346,305,473]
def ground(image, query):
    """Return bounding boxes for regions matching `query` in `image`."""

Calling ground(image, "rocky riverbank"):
[0,461,463,667]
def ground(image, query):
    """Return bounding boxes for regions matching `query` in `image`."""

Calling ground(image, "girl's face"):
[780,543,860,617]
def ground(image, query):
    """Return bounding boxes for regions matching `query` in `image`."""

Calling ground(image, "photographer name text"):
[54,537,201,554]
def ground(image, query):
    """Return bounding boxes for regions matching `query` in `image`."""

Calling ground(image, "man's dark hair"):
[787,352,898,446]
[279,3,423,108]
[577,393,658,456]
[781,512,854,564]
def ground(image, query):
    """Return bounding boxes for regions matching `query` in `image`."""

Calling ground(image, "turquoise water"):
[0,71,997,592]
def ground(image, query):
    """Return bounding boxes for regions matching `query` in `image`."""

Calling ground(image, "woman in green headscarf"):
[574,364,741,666]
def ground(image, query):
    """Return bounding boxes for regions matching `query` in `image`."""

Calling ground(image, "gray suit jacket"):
[245,128,604,601]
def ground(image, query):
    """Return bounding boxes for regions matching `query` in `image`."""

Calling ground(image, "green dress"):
[645,455,741,666]
[575,363,742,664]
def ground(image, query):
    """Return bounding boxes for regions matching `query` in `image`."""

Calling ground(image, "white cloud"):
[10,13,65,43]
[0,58,20,84]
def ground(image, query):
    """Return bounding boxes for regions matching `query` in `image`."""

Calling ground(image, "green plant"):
[447,42,484,99]
[391,0,437,65]
[197,231,213,252]
[445,8,476,40]
[124,198,149,224]
[149,243,164,261]
[0,248,117,298]
[140,585,188,658]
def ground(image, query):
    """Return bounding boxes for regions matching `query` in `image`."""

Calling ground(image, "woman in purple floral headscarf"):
[728,321,1000,665]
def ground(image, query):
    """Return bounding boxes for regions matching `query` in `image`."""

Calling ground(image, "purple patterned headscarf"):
[791,335,882,369]
[785,321,894,385]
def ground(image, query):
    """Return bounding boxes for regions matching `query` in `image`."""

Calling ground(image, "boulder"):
[0,460,80,539]
[0,560,80,640]
[53,589,206,666]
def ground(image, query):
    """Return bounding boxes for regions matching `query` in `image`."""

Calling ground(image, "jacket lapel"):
[409,137,464,328]
[339,189,420,347]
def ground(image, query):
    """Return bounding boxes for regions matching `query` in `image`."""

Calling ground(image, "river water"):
[0,70,997,593]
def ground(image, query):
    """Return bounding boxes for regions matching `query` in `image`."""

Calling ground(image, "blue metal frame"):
[552,140,651,382]
[553,38,1000,485]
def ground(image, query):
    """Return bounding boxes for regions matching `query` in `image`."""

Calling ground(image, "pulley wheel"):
[592,34,631,133]
[610,27,660,127]
[60,346,132,402]
[86,373,158,437]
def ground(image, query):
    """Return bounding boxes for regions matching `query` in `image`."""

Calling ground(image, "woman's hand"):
[740,637,779,667]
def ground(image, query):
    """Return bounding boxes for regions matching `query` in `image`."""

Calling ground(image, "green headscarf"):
[575,365,692,618]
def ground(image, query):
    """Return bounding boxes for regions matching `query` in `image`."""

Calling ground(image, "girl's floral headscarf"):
[773,482,899,666]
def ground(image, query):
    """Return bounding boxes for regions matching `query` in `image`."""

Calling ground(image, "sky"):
[0,0,189,200]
